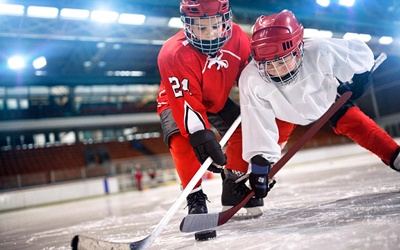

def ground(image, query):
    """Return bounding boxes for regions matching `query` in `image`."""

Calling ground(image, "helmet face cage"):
[181,9,232,55]
[255,42,304,86]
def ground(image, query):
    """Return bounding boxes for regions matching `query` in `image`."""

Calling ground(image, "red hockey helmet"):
[180,0,230,17]
[251,10,304,85]
[180,0,232,55]
[251,9,304,62]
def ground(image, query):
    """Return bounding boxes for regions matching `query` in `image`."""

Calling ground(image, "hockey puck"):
[70,235,78,250]
[194,230,217,241]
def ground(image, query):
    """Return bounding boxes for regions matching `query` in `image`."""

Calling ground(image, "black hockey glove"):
[250,155,272,198]
[337,70,372,100]
[189,129,227,173]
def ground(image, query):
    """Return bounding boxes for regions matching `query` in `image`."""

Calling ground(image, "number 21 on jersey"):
[169,77,191,97]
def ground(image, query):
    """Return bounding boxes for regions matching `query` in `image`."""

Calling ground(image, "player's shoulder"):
[223,22,250,54]
[241,59,257,75]
[231,22,244,32]
[159,31,187,55]
[158,31,198,66]
[239,60,263,90]
[231,22,249,39]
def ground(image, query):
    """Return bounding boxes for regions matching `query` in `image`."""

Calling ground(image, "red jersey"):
[157,22,250,138]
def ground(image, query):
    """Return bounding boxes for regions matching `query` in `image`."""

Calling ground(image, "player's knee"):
[169,133,192,154]
[328,99,354,128]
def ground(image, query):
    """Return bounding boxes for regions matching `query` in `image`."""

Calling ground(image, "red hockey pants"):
[169,126,248,188]
[333,106,399,165]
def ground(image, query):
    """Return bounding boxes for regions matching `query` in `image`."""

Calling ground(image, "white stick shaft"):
[141,115,242,249]
[371,52,387,73]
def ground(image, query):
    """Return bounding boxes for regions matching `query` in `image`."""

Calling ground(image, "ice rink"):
[1,146,400,250]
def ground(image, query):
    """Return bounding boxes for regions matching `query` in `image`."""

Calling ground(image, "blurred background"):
[0,0,399,192]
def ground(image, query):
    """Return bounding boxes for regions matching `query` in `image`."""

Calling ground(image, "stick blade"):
[179,190,255,232]
[71,234,149,250]
[129,236,152,250]
[180,213,219,233]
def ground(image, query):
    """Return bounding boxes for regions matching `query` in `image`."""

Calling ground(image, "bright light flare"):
[118,13,146,25]
[0,4,25,16]
[339,0,355,7]
[32,56,47,69]
[8,56,26,70]
[316,0,330,7]
[379,36,393,45]
[168,17,182,28]
[90,10,119,23]
[60,8,90,20]
[27,6,59,18]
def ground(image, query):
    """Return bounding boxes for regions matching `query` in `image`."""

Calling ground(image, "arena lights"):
[118,13,146,25]
[343,32,371,42]
[168,17,183,28]
[27,6,59,19]
[8,56,26,70]
[304,29,395,46]
[60,8,90,20]
[316,0,355,7]
[90,10,119,23]
[338,0,355,7]
[379,36,393,45]
[105,71,146,77]
[304,28,333,38]
[0,4,147,25]
[7,55,48,71]
[316,0,330,7]
[0,4,25,16]
[32,56,47,70]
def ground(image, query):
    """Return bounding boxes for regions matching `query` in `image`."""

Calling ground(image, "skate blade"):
[222,206,263,220]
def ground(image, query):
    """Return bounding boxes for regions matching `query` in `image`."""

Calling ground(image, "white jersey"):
[239,38,374,163]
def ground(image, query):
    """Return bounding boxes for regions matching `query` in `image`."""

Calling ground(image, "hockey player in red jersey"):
[156,0,265,232]
[239,10,400,199]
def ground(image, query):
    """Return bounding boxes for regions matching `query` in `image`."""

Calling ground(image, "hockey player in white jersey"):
[239,9,400,199]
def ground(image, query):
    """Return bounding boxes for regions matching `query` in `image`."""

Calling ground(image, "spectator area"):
[0,138,169,177]
[0,125,351,178]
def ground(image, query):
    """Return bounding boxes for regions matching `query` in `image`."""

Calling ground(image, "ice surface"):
[0,151,399,250]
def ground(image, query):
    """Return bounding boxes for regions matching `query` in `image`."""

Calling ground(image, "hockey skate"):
[389,148,400,171]
[186,188,217,241]
[221,169,264,220]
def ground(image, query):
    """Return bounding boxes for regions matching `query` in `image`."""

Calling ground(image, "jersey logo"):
[203,51,229,73]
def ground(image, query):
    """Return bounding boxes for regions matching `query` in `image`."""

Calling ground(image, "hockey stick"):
[71,115,242,250]
[370,52,387,73]
[179,52,388,233]
[179,91,352,233]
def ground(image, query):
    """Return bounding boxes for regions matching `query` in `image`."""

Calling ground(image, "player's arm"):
[239,71,282,197]
[337,70,373,100]
[332,38,375,100]
[160,56,227,169]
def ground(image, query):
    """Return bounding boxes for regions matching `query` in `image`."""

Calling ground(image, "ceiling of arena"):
[0,0,400,121]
